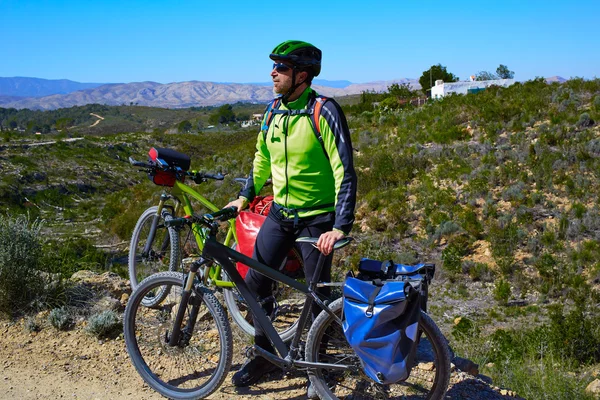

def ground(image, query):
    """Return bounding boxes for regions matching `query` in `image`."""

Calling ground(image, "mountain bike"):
[123,207,451,400]
[128,148,303,341]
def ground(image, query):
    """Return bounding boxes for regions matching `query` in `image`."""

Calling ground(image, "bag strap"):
[365,279,384,318]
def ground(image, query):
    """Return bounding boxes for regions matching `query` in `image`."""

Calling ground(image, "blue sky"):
[1,0,598,84]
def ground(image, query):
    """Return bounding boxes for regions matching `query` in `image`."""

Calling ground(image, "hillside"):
[0,77,420,110]
[0,78,599,399]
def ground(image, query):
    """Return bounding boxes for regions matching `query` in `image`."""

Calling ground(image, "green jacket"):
[240,87,357,234]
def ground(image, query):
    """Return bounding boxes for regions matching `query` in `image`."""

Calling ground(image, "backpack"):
[261,94,329,157]
[342,258,422,385]
[234,195,303,279]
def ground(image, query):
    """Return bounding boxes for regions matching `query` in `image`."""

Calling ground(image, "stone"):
[93,296,122,313]
[452,356,480,376]
[586,379,600,396]
[119,293,129,307]
[70,270,131,299]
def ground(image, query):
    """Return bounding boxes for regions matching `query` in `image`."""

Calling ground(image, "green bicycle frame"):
[158,180,238,289]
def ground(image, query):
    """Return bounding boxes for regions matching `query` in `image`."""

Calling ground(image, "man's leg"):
[232,215,294,387]
[297,219,334,319]
[296,218,334,399]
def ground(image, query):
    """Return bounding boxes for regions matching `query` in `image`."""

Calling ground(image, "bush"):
[494,279,511,305]
[48,307,72,330]
[576,112,594,128]
[25,316,41,332]
[452,316,479,340]
[0,215,47,317]
[593,95,600,112]
[441,235,471,276]
[85,310,122,338]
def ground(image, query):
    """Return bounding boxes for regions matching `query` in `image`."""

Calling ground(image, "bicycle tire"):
[124,271,233,399]
[222,243,303,341]
[128,206,179,307]
[306,298,451,400]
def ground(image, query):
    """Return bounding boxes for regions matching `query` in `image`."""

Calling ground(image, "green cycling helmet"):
[270,40,322,77]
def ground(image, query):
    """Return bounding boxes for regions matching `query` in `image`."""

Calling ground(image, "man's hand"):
[225,197,248,212]
[317,230,345,256]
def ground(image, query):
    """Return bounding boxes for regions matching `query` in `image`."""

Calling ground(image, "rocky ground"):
[0,271,526,400]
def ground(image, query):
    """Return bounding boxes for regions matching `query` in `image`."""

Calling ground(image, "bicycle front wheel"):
[306,298,451,400]
[128,206,179,307]
[124,271,233,399]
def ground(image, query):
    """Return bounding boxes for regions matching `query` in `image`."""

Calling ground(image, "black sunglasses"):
[272,62,293,73]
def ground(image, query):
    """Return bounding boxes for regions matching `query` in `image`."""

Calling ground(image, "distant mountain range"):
[0,77,419,110]
[0,76,566,110]
[0,77,104,97]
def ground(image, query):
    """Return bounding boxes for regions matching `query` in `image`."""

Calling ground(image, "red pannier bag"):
[235,196,302,279]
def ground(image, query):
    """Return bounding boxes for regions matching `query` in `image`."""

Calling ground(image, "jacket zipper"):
[283,113,289,208]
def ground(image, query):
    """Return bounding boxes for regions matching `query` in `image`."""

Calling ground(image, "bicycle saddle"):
[296,236,354,250]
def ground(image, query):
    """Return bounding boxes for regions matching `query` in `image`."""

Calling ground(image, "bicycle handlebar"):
[129,155,224,184]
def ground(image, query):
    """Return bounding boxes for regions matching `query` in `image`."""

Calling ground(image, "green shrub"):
[41,235,109,278]
[441,235,471,276]
[85,310,122,339]
[576,112,594,128]
[452,316,479,340]
[593,95,600,111]
[463,260,493,281]
[494,279,511,305]
[0,215,47,317]
[48,307,72,330]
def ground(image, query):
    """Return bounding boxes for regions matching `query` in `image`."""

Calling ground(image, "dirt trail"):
[0,320,310,400]
[0,318,520,400]
[89,113,104,127]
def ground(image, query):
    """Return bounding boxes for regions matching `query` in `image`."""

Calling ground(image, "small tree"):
[475,71,498,81]
[177,120,192,133]
[496,64,515,79]
[419,64,459,94]
[387,83,415,100]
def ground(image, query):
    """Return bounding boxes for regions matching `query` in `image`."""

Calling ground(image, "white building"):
[431,77,516,99]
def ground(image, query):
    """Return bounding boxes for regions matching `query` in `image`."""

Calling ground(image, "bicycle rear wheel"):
[124,271,232,399]
[222,244,304,341]
[128,206,179,307]
[306,298,451,400]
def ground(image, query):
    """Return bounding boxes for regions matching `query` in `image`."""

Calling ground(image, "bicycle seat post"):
[308,251,331,293]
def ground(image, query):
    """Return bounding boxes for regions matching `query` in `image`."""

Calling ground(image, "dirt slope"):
[0,317,521,400]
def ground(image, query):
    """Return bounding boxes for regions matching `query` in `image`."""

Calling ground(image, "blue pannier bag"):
[342,258,422,385]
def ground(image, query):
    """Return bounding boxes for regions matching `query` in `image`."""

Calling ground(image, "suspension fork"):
[142,193,170,257]
[167,258,209,347]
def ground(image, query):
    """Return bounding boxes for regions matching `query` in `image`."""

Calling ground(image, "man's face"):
[271,60,294,94]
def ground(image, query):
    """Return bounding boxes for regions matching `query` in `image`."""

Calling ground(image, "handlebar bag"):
[235,196,301,278]
[148,147,191,171]
[342,275,421,384]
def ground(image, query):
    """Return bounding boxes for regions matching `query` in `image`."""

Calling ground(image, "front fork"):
[142,193,170,256]
[167,257,210,347]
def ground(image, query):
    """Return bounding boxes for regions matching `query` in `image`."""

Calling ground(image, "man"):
[227,40,357,389]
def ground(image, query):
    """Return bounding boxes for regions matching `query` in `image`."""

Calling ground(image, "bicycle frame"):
[201,234,348,371]
[154,180,238,289]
